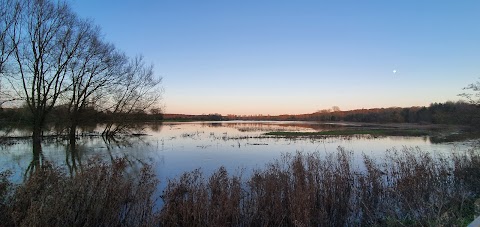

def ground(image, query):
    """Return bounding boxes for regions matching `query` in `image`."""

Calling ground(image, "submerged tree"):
[63,24,127,146]
[102,56,163,137]
[2,0,163,149]
[10,0,91,148]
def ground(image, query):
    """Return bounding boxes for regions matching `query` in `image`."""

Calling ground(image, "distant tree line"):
[4,100,477,129]
[232,101,480,126]
[305,101,479,125]
[0,105,164,127]
[163,113,224,121]
[0,0,163,149]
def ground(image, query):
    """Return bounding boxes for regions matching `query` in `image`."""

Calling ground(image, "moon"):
[393,69,397,74]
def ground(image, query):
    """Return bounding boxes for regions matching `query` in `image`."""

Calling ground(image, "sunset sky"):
[71,1,480,115]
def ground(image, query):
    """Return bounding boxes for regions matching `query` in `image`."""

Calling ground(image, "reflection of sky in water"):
[0,121,475,188]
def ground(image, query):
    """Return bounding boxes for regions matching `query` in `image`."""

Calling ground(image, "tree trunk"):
[31,112,45,155]
[69,121,77,148]
[32,121,42,149]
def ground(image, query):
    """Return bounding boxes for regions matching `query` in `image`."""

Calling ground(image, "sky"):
[71,0,480,115]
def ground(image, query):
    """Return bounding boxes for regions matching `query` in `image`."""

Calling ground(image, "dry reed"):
[160,146,480,226]
[0,146,479,226]
[1,157,160,226]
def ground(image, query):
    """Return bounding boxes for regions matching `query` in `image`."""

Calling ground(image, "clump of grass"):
[160,167,243,226]
[0,157,160,226]
[243,149,355,226]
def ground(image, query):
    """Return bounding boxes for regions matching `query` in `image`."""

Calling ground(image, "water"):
[0,121,474,186]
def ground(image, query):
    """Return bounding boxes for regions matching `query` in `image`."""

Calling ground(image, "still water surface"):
[0,121,474,187]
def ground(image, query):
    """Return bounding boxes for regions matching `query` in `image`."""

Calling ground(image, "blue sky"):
[71,0,480,115]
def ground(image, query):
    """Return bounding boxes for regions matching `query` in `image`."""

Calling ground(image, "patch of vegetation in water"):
[430,130,480,143]
[264,129,430,137]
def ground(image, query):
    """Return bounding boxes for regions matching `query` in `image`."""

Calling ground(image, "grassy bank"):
[1,146,479,226]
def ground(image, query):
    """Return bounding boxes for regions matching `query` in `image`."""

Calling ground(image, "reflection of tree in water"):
[66,142,85,175]
[24,141,45,180]
[65,136,145,177]
[101,136,151,173]
[103,136,135,149]
[67,135,153,176]
[22,134,153,179]
[63,121,157,175]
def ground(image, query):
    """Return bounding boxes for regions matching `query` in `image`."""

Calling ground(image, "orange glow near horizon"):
[163,96,441,116]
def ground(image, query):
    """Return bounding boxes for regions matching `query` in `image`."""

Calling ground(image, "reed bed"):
[0,158,160,226]
[0,146,479,226]
[160,146,480,226]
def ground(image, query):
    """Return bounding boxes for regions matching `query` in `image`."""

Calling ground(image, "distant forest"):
[0,105,164,125]
[162,101,478,126]
[232,101,479,126]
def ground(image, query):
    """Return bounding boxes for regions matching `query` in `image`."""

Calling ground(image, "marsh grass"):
[0,157,160,227]
[0,146,479,226]
[161,147,480,226]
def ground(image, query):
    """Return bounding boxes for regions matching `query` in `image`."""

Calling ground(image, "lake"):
[0,121,475,187]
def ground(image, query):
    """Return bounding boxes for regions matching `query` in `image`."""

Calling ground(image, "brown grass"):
[160,146,480,226]
[0,146,479,226]
[0,157,160,226]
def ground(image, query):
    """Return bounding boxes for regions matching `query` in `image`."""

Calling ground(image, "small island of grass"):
[265,129,430,137]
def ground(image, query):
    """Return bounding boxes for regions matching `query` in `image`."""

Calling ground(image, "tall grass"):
[0,157,160,226]
[160,147,480,226]
[0,146,479,226]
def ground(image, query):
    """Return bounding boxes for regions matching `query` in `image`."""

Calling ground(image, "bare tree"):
[10,0,90,148]
[459,79,480,106]
[0,0,21,107]
[63,24,127,146]
[102,56,163,137]
[0,0,20,73]
[3,0,163,148]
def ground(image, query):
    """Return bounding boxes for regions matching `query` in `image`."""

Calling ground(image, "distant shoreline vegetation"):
[164,101,480,127]
[226,101,479,126]
[1,100,479,126]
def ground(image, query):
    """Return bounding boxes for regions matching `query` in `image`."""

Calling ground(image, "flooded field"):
[0,121,475,185]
